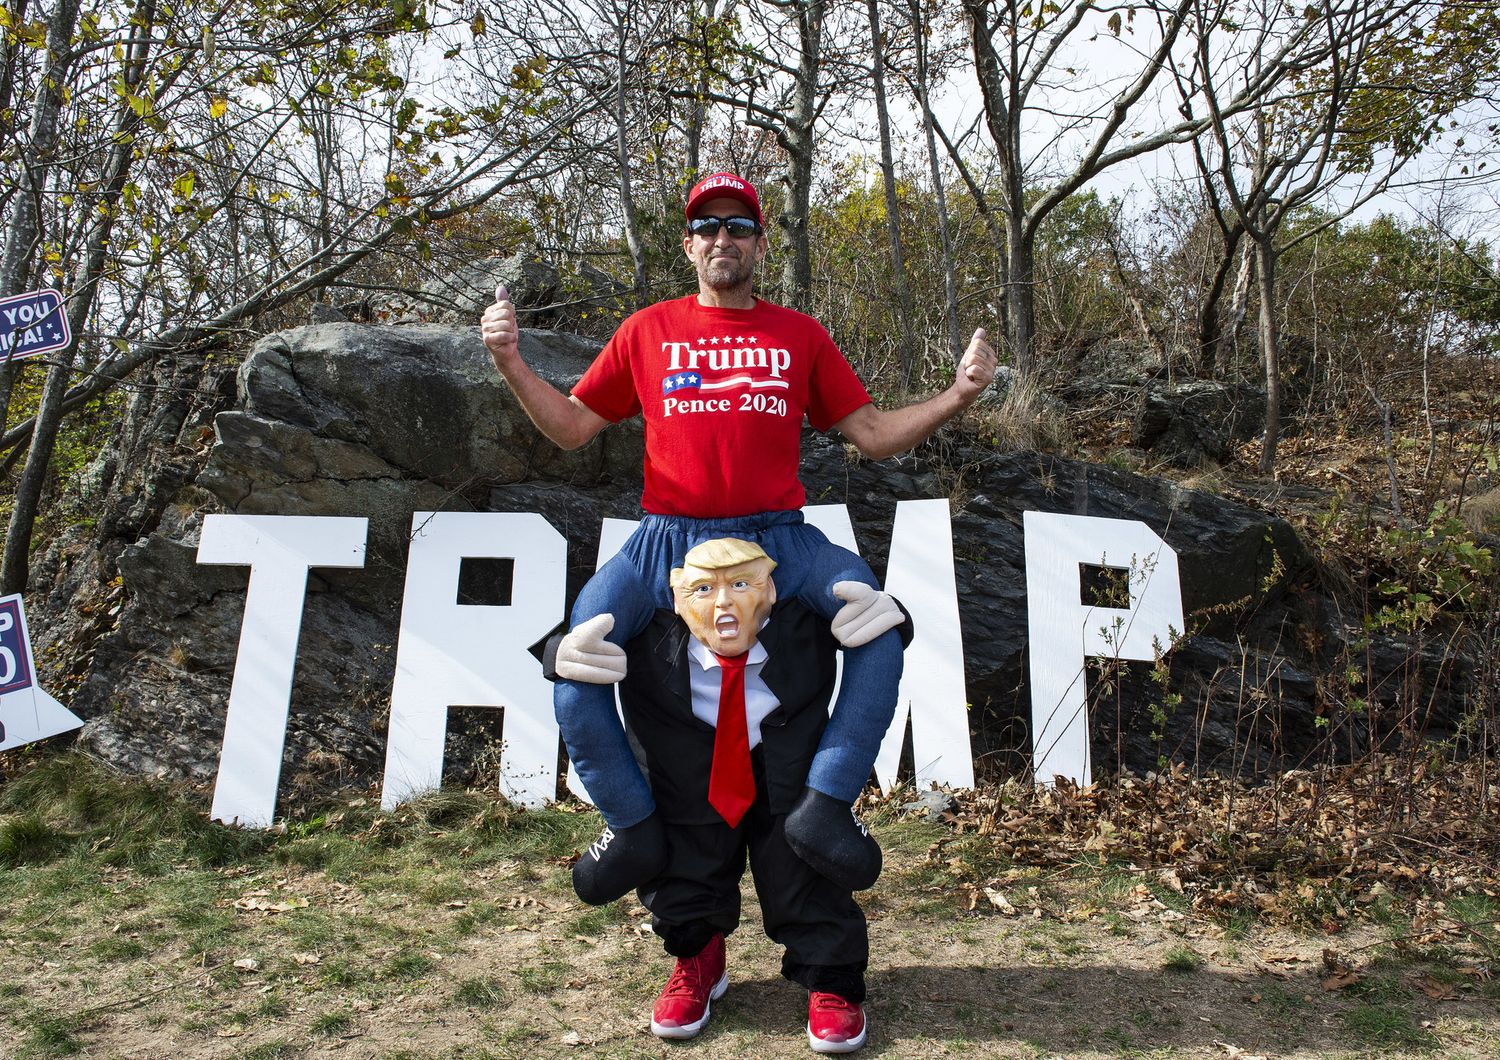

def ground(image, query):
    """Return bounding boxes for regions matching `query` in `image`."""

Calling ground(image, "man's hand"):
[554,614,627,684]
[480,283,519,369]
[955,327,998,401]
[830,581,904,648]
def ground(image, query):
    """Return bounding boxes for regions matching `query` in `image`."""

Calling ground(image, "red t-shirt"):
[572,296,872,517]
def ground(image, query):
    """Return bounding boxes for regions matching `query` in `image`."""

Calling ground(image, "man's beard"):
[702,251,753,289]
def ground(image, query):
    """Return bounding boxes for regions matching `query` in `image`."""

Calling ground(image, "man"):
[612,538,878,1052]
[480,171,993,895]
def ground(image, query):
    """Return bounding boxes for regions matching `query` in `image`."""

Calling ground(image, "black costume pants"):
[639,750,868,1003]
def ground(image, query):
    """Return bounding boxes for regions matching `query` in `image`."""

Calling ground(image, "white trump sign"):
[190,504,1183,828]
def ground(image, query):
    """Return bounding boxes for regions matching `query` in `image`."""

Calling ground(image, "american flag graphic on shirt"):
[662,371,703,395]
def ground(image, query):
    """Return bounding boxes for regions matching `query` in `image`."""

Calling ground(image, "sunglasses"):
[687,215,762,239]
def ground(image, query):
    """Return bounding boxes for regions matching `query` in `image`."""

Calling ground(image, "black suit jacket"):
[619,600,839,826]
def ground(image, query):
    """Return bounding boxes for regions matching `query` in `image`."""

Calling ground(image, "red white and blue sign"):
[0,593,83,752]
[0,287,71,364]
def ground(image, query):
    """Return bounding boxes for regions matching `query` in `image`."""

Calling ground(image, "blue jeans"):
[556,510,904,828]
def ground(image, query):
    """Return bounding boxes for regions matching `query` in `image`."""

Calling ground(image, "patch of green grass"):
[240,1039,297,1060]
[1070,855,1138,902]
[1341,1001,1436,1048]
[515,958,569,994]
[311,1009,354,1036]
[0,814,70,867]
[1447,893,1499,942]
[320,958,359,986]
[1222,910,1257,941]
[86,936,148,962]
[415,871,469,905]
[1162,945,1203,973]
[1351,971,1409,1005]
[255,993,290,1018]
[0,754,273,873]
[454,975,508,1008]
[386,951,435,980]
[453,900,499,936]
[567,905,613,937]
[16,1013,85,1058]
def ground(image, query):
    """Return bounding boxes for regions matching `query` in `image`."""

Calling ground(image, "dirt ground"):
[5,815,1498,1060]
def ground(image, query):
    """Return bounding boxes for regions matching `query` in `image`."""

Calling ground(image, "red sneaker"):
[650,934,728,1040]
[807,991,867,1053]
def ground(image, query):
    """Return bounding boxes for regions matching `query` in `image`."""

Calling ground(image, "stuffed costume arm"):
[829,581,906,647]
[553,614,627,683]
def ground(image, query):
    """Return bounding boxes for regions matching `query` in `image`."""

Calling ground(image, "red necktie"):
[708,652,755,828]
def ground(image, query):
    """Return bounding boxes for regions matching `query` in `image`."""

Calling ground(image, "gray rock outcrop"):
[21,323,1487,816]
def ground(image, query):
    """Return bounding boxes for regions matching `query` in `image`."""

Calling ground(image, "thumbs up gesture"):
[480,283,519,368]
[956,327,997,401]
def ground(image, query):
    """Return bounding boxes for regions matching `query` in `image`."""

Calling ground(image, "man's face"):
[683,195,768,293]
[672,556,777,657]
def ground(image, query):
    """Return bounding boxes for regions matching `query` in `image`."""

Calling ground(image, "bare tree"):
[0,0,611,591]
[864,0,918,382]
[960,0,1310,380]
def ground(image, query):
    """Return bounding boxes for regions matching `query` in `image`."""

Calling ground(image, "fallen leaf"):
[1321,969,1361,991]
[234,895,310,913]
[1213,1041,1268,1060]
[560,1030,582,1046]
[982,887,1018,916]
[293,952,321,966]
[1412,974,1460,1000]
[233,958,260,971]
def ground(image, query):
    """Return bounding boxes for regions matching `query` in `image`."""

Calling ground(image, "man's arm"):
[481,284,608,450]
[831,327,998,460]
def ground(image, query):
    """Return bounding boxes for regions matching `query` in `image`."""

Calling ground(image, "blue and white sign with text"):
[0,288,71,364]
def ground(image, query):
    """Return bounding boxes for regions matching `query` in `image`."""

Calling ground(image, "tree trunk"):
[1,352,71,593]
[683,0,721,181]
[1005,212,1036,380]
[1221,237,1254,377]
[0,0,76,439]
[909,0,961,364]
[1255,237,1281,476]
[932,115,1006,349]
[616,7,649,309]
[777,0,822,310]
[1197,222,1243,376]
[964,0,1032,377]
[865,0,916,384]
[2,0,148,594]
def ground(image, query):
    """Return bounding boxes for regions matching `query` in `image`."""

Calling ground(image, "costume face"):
[683,195,768,293]
[672,555,777,657]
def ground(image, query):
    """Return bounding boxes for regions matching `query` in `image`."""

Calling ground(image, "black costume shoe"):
[784,787,882,891]
[572,812,668,905]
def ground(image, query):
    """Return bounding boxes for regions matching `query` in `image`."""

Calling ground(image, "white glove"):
[555,614,627,684]
[830,581,904,648]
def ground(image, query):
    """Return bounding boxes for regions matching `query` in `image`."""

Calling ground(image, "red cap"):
[685,172,763,227]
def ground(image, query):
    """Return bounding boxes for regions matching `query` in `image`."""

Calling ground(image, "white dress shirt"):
[684,637,781,750]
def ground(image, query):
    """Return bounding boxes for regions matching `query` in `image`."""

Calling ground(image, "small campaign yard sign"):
[0,594,83,751]
[0,288,71,364]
